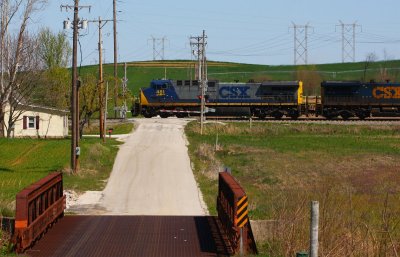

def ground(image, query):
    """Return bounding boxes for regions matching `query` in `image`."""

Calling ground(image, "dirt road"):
[98,118,207,215]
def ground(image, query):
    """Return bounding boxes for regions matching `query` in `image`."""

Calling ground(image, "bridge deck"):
[25,216,230,257]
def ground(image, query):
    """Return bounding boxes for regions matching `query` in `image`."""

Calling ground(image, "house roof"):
[18,102,69,114]
[9,91,69,114]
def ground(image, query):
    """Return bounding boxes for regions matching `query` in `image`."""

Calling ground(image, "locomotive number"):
[156,89,165,96]
[372,86,400,99]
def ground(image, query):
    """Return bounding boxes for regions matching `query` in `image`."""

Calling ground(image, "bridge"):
[11,172,257,256]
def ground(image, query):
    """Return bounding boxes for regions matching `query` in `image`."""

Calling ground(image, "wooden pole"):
[104,82,109,141]
[98,17,104,141]
[71,0,79,173]
[113,0,118,118]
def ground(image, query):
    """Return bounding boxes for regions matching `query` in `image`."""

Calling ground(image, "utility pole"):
[121,62,128,119]
[148,36,167,60]
[113,0,118,118]
[104,81,109,140]
[88,17,113,141]
[190,31,207,134]
[337,21,361,63]
[61,1,90,173]
[291,22,312,65]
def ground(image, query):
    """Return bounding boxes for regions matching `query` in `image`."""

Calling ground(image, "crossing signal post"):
[190,30,207,135]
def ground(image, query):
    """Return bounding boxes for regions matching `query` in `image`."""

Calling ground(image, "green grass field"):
[0,137,121,217]
[82,59,400,96]
[185,121,400,256]
[0,122,133,255]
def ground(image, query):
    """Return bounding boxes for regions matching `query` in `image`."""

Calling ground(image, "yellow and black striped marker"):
[235,195,249,228]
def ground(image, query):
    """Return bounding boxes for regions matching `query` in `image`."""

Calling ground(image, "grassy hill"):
[80,59,400,96]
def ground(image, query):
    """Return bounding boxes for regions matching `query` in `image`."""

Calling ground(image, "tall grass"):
[83,121,134,135]
[185,121,400,256]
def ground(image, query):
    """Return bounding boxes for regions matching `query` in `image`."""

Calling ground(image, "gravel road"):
[99,118,207,216]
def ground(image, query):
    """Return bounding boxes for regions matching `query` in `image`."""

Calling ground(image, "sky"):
[26,0,400,66]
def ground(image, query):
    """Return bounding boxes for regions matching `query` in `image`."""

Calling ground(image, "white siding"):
[3,104,68,138]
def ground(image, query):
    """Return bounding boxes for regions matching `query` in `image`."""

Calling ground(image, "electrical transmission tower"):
[190,30,207,134]
[291,22,312,65]
[337,21,361,63]
[148,36,167,60]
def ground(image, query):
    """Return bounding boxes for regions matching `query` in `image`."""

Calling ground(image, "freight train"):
[131,79,400,119]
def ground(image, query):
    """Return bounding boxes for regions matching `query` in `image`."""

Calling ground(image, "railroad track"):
[200,116,400,124]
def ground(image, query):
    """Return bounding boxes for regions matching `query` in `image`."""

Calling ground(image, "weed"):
[83,121,134,135]
[186,121,400,256]
[0,230,14,256]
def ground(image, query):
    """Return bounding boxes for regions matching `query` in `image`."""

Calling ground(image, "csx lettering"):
[372,86,400,99]
[219,86,250,98]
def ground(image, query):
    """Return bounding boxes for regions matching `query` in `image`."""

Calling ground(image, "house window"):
[28,117,36,128]
[23,116,39,130]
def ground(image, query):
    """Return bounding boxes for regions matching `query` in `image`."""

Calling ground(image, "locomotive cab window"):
[151,81,171,90]
[153,83,169,90]
[272,86,297,95]
[208,81,216,87]
[325,86,358,96]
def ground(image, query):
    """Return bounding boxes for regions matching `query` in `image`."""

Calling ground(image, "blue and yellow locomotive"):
[321,81,400,119]
[133,79,304,119]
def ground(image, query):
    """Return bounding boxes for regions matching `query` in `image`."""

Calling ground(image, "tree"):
[0,0,48,138]
[37,28,71,69]
[4,33,42,138]
[31,28,71,109]
[78,73,101,138]
[362,52,377,82]
[295,65,322,96]
[32,67,70,109]
[379,50,399,82]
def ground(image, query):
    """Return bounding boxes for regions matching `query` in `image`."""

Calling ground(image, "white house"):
[3,103,69,138]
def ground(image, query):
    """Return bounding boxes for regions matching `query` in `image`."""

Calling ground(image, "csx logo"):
[219,86,250,98]
[372,86,400,99]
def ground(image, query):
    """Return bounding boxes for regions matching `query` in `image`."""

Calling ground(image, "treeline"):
[0,1,121,138]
